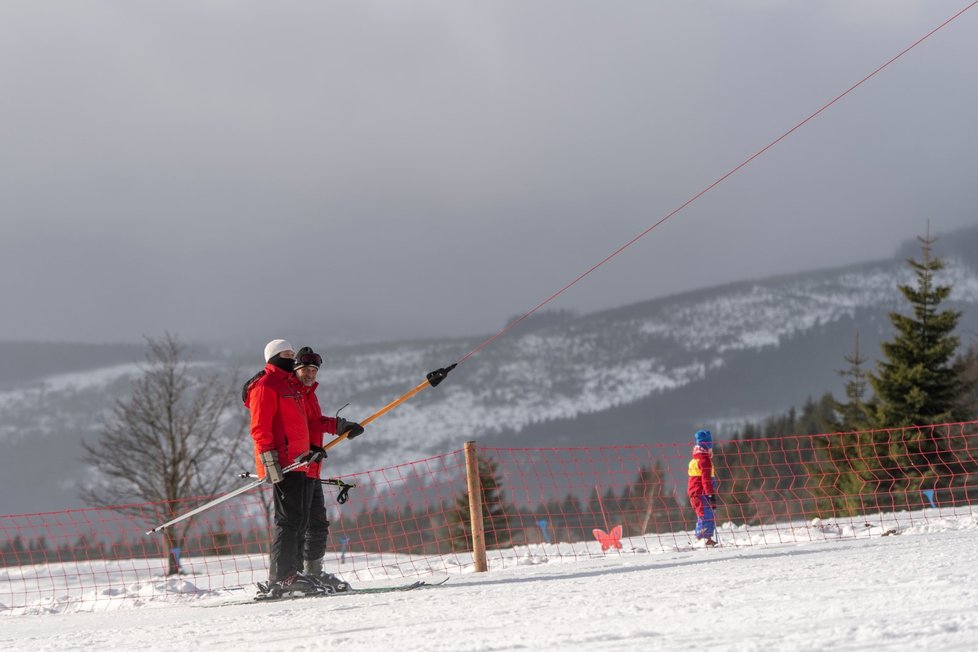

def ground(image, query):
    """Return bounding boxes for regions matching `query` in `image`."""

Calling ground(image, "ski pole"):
[237,472,355,487]
[148,365,455,535]
[710,496,721,545]
[321,364,456,454]
[713,503,720,545]
[238,473,357,503]
[146,458,309,535]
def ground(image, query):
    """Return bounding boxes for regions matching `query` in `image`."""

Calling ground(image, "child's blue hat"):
[695,429,712,445]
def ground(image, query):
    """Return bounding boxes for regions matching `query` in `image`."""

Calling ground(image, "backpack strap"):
[241,369,266,403]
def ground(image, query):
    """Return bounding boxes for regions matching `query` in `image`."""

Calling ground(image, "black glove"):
[707,495,718,509]
[260,450,284,484]
[337,417,364,440]
[296,446,327,465]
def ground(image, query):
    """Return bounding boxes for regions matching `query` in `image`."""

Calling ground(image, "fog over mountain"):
[2,227,977,516]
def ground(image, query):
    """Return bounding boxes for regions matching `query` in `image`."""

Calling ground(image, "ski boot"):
[255,580,280,600]
[256,572,326,600]
[304,558,352,593]
[314,571,352,593]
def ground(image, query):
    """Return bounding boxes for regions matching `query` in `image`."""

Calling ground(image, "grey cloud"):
[1,1,975,345]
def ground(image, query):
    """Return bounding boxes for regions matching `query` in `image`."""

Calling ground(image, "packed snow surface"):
[2,508,977,650]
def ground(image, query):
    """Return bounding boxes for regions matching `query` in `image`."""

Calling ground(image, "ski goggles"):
[295,352,323,368]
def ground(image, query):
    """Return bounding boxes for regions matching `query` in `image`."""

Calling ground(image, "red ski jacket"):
[687,444,715,497]
[244,364,311,478]
[300,381,340,478]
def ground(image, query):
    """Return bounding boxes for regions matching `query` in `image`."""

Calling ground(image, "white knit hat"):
[263,339,294,362]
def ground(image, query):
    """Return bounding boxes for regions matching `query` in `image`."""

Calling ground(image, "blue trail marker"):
[922,489,937,509]
[537,519,551,544]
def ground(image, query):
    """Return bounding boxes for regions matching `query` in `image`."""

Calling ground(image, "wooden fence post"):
[464,440,488,573]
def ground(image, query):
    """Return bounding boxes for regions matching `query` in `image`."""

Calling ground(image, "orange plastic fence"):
[2,422,976,612]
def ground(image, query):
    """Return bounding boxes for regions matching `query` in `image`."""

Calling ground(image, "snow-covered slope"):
[2,508,977,650]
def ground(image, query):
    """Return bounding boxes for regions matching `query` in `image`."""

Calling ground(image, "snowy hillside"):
[2,507,977,650]
[1,244,977,515]
[273,255,978,470]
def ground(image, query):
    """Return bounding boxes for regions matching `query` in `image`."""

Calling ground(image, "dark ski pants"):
[269,471,313,582]
[300,477,331,566]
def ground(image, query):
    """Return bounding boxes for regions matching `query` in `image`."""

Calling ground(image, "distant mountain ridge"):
[2,226,977,515]
[0,342,148,390]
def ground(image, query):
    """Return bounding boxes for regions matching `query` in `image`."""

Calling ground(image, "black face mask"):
[269,354,295,373]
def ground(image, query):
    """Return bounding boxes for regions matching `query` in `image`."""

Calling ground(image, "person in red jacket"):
[243,338,321,597]
[293,346,364,592]
[687,429,718,546]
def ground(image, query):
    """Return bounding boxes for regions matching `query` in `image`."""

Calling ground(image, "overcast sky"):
[2,1,976,347]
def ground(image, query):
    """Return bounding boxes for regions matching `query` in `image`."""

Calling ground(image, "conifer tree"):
[446,455,512,551]
[813,233,970,515]
[870,232,962,427]
[810,334,878,516]
[849,231,970,507]
[620,463,684,535]
[558,493,587,541]
[835,332,875,431]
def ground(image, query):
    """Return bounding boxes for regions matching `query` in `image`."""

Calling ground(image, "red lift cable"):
[154,5,976,532]
[454,0,978,367]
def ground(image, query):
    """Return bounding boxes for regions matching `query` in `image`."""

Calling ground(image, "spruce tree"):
[814,233,968,516]
[620,463,684,535]
[811,334,881,516]
[870,232,962,428]
[857,231,969,506]
[446,455,512,551]
[835,332,874,431]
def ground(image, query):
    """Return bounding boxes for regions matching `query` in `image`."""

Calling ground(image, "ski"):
[252,578,447,602]
[328,576,450,596]
[335,580,426,595]
[671,541,724,553]
[197,578,448,608]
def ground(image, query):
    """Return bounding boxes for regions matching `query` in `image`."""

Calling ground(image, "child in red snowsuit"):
[687,429,718,545]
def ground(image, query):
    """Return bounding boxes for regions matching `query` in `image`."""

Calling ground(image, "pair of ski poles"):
[146,364,455,535]
[236,473,356,504]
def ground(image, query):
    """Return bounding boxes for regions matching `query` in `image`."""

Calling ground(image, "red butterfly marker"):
[592,525,623,551]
